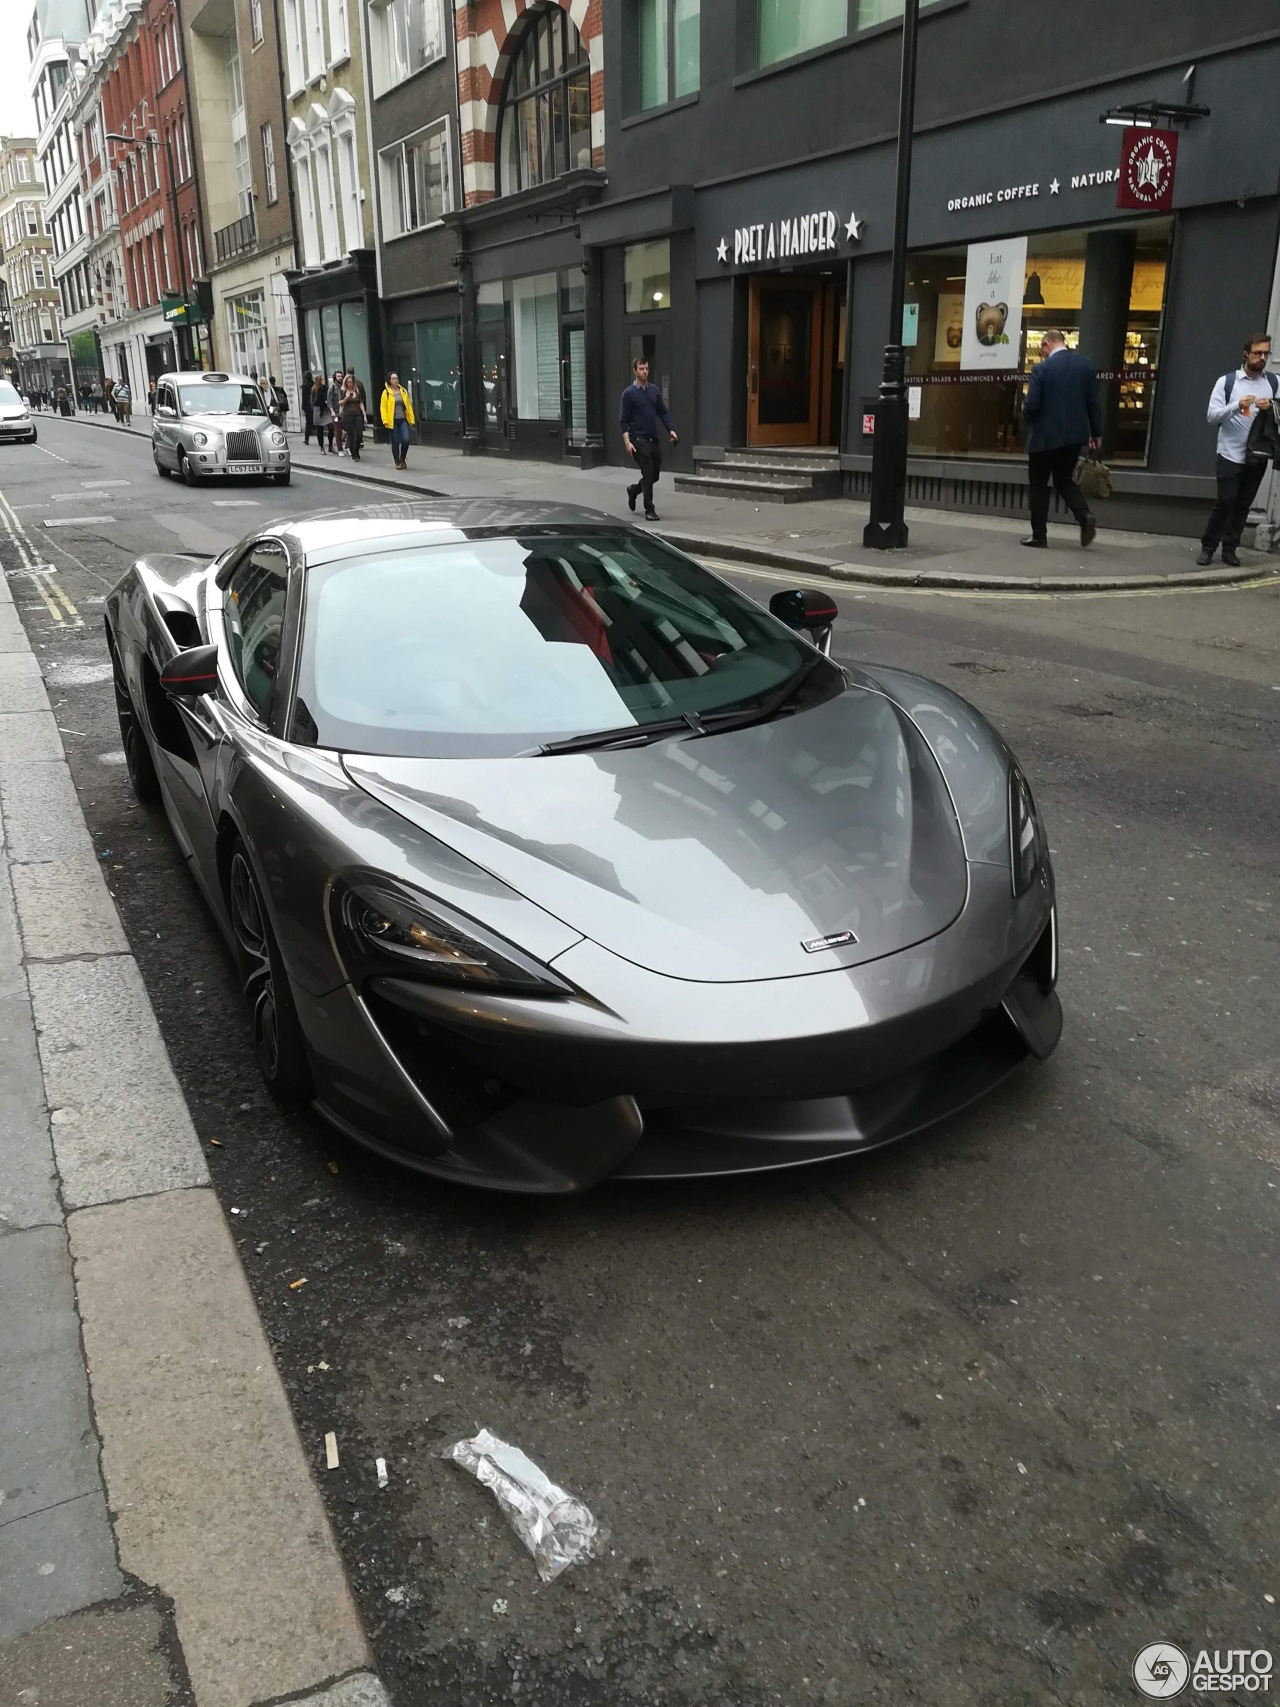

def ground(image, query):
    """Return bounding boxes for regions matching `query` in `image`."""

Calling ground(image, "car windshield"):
[178,382,264,416]
[0,382,23,406]
[296,532,836,758]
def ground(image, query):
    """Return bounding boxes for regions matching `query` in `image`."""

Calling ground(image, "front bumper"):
[304,862,1061,1193]
[0,423,36,441]
[187,446,289,477]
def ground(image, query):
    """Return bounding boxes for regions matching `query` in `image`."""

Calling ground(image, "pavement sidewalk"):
[0,541,388,1703]
[62,409,1280,592]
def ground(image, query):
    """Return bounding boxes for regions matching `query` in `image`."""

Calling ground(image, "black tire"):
[274,470,291,486]
[227,838,313,1108]
[109,635,161,804]
[155,455,171,478]
[179,450,199,487]
[29,428,37,444]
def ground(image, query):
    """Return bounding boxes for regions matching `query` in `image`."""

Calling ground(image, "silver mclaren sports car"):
[104,501,1061,1192]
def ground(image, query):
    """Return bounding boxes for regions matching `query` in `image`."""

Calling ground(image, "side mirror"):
[769,588,838,656]
[155,405,175,419]
[160,643,219,697]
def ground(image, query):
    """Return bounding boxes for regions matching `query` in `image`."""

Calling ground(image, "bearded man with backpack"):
[1198,333,1277,566]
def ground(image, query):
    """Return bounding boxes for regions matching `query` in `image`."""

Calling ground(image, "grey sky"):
[0,2,40,141]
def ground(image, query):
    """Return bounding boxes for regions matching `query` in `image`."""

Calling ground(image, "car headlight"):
[269,428,285,447]
[192,430,208,447]
[1008,763,1045,897]
[329,873,571,996]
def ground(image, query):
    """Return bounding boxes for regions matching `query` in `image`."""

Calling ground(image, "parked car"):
[0,380,37,443]
[105,502,1061,1192]
[151,370,290,487]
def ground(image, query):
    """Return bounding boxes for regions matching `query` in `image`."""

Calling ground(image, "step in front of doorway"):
[673,473,817,503]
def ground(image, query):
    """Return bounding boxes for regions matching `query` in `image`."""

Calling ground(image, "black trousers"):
[629,437,663,513]
[1027,444,1091,540]
[1201,454,1267,552]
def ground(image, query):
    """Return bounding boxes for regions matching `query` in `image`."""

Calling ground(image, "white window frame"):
[369,0,445,96]
[262,123,278,204]
[327,0,349,63]
[226,288,270,376]
[290,133,320,267]
[282,0,305,91]
[250,0,265,45]
[314,137,340,261]
[377,118,451,241]
[303,0,325,82]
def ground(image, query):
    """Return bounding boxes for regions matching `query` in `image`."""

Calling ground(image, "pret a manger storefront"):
[675,48,1280,534]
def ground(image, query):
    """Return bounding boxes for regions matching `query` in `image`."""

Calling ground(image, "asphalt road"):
[3,417,1277,1707]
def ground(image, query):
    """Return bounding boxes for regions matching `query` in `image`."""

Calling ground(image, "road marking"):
[81,480,131,488]
[34,444,71,463]
[211,500,260,507]
[48,575,78,618]
[0,489,81,626]
[42,516,116,526]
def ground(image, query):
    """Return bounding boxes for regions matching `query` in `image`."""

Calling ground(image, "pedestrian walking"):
[619,356,677,521]
[300,369,314,444]
[339,375,366,461]
[345,366,366,411]
[102,375,114,419]
[329,370,346,454]
[268,373,288,426]
[57,385,71,417]
[310,374,333,452]
[1197,332,1278,567]
[115,380,132,425]
[380,373,414,468]
[147,378,158,415]
[1020,331,1101,550]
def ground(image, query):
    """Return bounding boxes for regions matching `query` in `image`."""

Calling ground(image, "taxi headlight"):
[192,430,209,447]
[269,428,285,447]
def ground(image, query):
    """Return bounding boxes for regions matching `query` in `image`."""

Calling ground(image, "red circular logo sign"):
[1124,132,1176,207]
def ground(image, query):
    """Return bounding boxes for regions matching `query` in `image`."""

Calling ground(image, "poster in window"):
[933,292,964,365]
[960,237,1027,371]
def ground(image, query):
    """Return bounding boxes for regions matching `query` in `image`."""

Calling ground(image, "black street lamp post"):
[863,0,921,551]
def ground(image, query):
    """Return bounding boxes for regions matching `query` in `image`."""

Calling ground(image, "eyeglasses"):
[1248,348,1271,359]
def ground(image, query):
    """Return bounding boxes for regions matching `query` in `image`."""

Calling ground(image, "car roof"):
[271,500,631,564]
[161,371,264,386]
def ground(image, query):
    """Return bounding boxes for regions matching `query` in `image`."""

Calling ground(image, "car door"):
[167,538,291,907]
[153,381,174,464]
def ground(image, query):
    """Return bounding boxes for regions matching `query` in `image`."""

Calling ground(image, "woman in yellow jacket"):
[379,373,415,470]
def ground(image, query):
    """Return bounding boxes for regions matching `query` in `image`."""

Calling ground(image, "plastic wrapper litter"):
[444,1428,604,1582]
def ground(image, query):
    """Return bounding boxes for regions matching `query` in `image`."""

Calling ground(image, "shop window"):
[624,240,671,313]
[340,300,370,393]
[228,291,270,376]
[758,0,846,66]
[369,0,445,96]
[497,4,591,197]
[415,318,461,423]
[635,0,700,110]
[512,273,560,420]
[902,217,1170,464]
[855,0,942,27]
[379,120,451,238]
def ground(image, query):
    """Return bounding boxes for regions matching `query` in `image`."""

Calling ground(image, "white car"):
[151,370,290,487]
[0,380,36,443]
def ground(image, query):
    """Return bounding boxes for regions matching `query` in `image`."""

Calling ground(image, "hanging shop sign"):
[1116,126,1178,212]
[959,236,1027,371]
[716,209,864,268]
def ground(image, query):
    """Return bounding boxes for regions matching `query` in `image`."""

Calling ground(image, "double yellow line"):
[0,490,81,625]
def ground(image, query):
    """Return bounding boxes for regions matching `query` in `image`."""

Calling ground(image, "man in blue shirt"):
[619,357,677,521]
[1021,330,1101,550]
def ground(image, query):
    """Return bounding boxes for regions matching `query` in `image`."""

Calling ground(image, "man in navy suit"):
[1021,330,1102,549]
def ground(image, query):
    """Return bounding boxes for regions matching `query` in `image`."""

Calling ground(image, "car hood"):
[0,405,29,419]
[181,415,269,431]
[343,686,969,983]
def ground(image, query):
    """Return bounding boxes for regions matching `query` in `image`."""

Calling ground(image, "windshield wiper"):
[533,711,705,756]
[690,653,832,738]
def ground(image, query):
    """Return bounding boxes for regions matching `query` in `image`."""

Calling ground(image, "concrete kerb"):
[50,412,1280,593]
[0,524,388,1702]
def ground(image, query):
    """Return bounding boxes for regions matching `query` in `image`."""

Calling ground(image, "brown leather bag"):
[1077,451,1112,501]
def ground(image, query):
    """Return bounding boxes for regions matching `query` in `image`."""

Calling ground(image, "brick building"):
[447,0,608,459]
[0,137,65,397]
[182,0,298,397]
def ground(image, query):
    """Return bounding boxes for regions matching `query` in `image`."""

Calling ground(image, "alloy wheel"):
[229,849,279,1081]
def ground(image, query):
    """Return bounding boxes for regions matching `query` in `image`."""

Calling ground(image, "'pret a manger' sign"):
[718,209,865,267]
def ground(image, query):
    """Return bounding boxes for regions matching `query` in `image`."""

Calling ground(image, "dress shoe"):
[627,484,638,512]
[1080,516,1097,548]
[1195,547,1214,566]
[1020,535,1047,549]
[1222,549,1241,568]
[644,509,661,522]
